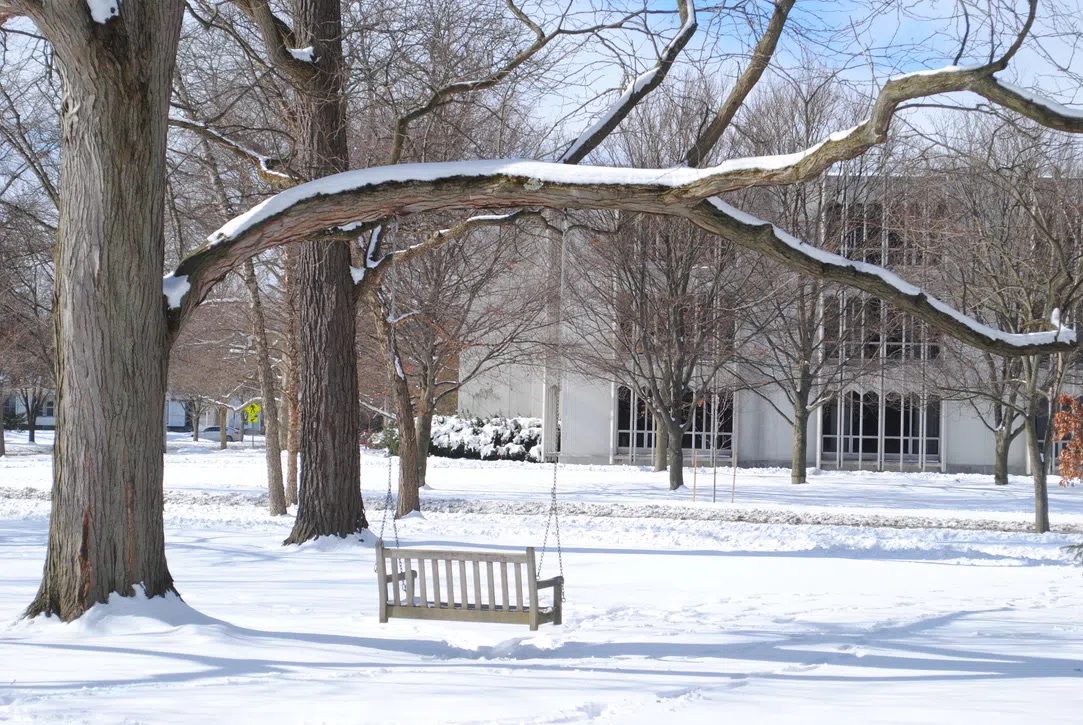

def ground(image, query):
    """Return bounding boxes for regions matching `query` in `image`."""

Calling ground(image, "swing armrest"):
[536,576,563,590]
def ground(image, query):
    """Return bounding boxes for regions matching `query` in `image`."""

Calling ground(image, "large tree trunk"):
[243,257,287,516]
[27,4,184,620]
[416,409,434,489]
[792,407,810,484]
[0,398,6,457]
[219,406,228,450]
[667,423,685,490]
[285,0,367,544]
[653,418,668,472]
[994,425,1012,486]
[1025,416,1050,534]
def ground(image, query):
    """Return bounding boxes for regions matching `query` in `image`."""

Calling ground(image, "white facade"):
[459,363,1043,475]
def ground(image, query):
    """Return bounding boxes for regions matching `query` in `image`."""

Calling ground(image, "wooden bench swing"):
[375,543,563,630]
[372,219,565,630]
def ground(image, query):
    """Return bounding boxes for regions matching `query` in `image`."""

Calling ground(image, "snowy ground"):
[2,431,1083,724]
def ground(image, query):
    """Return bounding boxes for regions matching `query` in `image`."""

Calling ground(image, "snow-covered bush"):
[429,415,543,462]
[367,415,544,462]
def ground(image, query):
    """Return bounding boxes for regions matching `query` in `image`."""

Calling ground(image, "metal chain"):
[375,221,402,554]
[536,456,565,602]
[538,210,566,602]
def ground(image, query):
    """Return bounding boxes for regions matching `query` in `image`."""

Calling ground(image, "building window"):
[616,386,655,449]
[43,398,55,418]
[617,386,733,452]
[821,390,940,464]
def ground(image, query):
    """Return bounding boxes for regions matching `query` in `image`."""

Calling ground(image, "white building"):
[458,181,1066,477]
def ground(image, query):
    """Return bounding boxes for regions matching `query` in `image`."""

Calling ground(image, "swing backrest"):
[375,543,563,630]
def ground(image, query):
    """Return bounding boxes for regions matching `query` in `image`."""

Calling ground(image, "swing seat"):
[376,543,563,630]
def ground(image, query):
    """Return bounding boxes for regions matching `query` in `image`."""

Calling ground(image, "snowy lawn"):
[2,435,1083,724]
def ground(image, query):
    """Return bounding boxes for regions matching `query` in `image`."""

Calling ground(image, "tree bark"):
[27,3,184,620]
[219,406,228,450]
[284,250,301,506]
[1025,416,1050,533]
[0,399,6,457]
[21,389,40,443]
[416,409,433,489]
[667,423,685,490]
[792,407,810,484]
[653,418,668,472]
[994,426,1012,486]
[26,400,36,443]
[285,0,367,544]
[243,258,287,515]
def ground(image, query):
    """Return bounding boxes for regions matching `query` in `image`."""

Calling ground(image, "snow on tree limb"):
[164,153,1074,355]
[692,199,1076,356]
[230,0,318,84]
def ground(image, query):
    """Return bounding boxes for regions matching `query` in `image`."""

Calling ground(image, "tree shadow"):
[3,607,1081,694]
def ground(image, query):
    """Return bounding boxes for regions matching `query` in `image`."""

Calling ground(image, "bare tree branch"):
[683,0,795,167]
[559,0,697,164]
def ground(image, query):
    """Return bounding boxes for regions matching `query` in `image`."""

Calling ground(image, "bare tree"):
[931,116,1083,531]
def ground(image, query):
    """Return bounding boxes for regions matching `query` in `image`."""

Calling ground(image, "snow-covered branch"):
[691,198,1076,356]
[229,0,318,84]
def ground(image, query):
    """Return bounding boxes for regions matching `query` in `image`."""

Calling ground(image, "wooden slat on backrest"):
[459,560,468,609]
[415,558,426,607]
[445,559,455,609]
[486,561,496,610]
[432,557,442,607]
[382,547,529,564]
[514,562,523,612]
[500,562,510,612]
[402,559,413,606]
[391,557,402,607]
[473,560,482,609]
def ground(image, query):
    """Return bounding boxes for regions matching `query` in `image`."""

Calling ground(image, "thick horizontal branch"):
[163,157,1074,357]
[675,65,1083,197]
